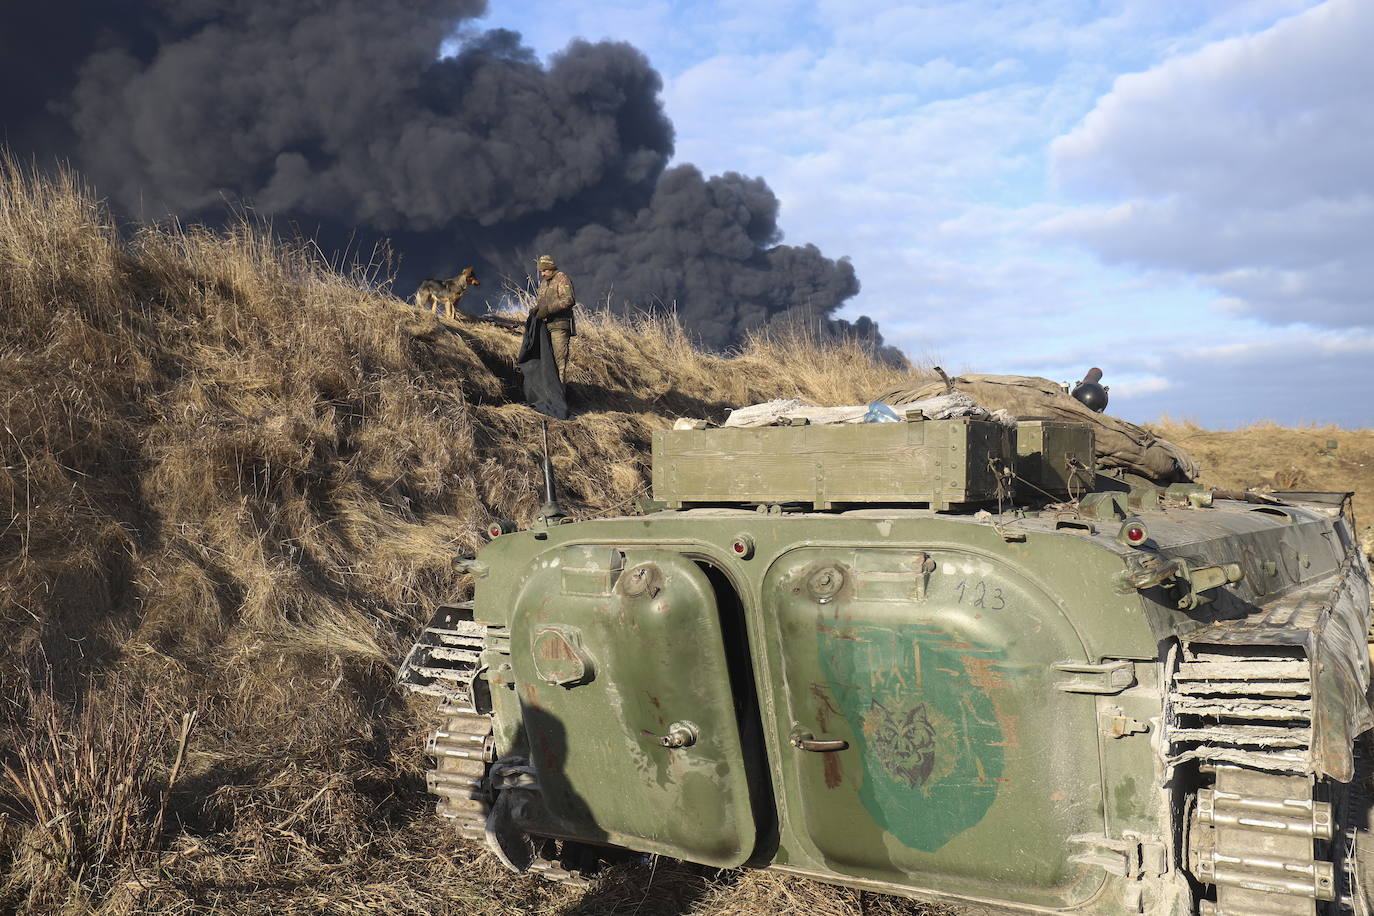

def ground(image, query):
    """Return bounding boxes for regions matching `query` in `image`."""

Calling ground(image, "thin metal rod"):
[539,419,562,520]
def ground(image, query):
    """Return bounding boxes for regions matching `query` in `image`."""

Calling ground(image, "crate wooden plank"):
[1014,419,1095,499]
[652,418,1011,509]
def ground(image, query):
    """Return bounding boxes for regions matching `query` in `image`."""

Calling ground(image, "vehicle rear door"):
[762,546,1106,907]
[510,546,759,867]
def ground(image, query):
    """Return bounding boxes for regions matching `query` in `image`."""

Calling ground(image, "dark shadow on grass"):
[557,858,741,916]
[563,382,735,425]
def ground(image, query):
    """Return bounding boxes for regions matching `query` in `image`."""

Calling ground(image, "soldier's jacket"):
[535,270,576,331]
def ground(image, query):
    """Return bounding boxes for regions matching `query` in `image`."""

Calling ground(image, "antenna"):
[537,419,564,523]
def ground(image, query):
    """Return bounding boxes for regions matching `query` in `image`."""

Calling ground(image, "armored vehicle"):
[400,413,1374,916]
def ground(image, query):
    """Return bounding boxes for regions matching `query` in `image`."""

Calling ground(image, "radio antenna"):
[537,419,564,523]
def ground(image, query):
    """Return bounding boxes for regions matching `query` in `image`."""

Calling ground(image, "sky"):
[467,0,1374,428]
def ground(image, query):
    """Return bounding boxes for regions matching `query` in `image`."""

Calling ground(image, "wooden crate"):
[1013,419,1095,499]
[652,418,1012,510]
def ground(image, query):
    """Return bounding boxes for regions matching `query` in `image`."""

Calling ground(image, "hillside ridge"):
[2,160,1372,914]
[0,160,923,913]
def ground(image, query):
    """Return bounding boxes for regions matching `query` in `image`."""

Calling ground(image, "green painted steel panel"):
[1014,419,1095,498]
[652,420,1012,509]
[510,546,758,867]
[762,547,1106,907]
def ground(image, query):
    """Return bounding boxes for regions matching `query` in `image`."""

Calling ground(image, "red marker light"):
[486,519,516,539]
[1119,519,1150,547]
[730,535,755,560]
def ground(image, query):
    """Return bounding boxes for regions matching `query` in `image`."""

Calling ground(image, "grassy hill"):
[1150,420,1374,539]
[0,160,926,914]
[1,160,1371,915]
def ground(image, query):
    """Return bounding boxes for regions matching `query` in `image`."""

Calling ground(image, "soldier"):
[533,254,575,378]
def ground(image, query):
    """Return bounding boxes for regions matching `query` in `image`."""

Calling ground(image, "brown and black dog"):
[414,266,480,319]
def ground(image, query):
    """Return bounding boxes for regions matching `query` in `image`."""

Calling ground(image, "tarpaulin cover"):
[875,374,1199,484]
[517,315,568,420]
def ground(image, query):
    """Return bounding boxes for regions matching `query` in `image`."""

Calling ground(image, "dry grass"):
[0,677,179,910]
[0,157,927,914]
[3,156,1372,916]
[10,154,1371,916]
[1149,419,1374,543]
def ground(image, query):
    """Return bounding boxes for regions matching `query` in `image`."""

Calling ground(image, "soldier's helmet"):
[536,255,557,272]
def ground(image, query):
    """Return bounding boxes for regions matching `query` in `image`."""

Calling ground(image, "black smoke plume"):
[1,0,886,354]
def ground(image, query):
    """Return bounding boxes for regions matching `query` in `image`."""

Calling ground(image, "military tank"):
[400,409,1374,916]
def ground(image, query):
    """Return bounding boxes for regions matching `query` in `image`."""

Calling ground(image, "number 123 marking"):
[954,579,1007,610]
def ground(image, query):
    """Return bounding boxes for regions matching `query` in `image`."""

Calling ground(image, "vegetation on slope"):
[3,159,1371,916]
[0,159,923,914]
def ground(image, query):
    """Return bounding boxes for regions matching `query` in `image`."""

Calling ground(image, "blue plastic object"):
[862,402,902,423]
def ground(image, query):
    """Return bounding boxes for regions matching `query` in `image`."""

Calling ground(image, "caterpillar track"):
[1172,643,1363,916]
[398,601,593,888]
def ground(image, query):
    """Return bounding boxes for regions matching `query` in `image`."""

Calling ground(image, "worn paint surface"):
[819,620,1005,851]
[447,457,1372,916]
[509,547,759,867]
[760,545,1106,907]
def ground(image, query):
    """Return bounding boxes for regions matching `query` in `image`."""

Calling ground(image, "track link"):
[1172,644,1346,916]
[399,600,592,888]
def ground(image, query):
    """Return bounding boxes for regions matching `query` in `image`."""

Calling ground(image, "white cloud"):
[475,0,1359,427]
[1109,374,1172,398]
[1104,329,1374,427]
[1049,0,1374,330]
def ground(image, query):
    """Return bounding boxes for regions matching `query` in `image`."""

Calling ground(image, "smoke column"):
[0,0,887,353]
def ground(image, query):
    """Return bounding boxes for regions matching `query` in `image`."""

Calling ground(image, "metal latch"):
[790,727,849,752]
[1103,705,1151,738]
[1070,833,1167,879]
[1054,660,1137,695]
[455,557,490,579]
[913,551,937,600]
[1171,560,1243,610]
[1116,553,1180,592]
[1115,553,1244,608]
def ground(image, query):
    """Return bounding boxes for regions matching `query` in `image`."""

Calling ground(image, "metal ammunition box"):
[1014,419,1096,499]
[651,418,1012,510]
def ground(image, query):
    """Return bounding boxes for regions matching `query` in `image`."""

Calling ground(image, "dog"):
[414,267,480,319]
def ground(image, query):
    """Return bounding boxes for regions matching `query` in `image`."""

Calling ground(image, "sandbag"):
[874,374,1199,484]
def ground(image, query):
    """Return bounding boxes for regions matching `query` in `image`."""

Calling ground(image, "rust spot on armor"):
[962,655,1020,750]
[810,683,842,732]
[962,656,1005,690]
[538,638,577,660]
[520,683,542,709]
[823,752,843,788]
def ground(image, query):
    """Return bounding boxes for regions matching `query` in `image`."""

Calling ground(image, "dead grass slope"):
[8,160,1368,916]
[1150,420,1374,543]
[0,159,925,914]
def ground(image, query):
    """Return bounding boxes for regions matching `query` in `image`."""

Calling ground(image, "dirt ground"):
[1151,421,1374,542]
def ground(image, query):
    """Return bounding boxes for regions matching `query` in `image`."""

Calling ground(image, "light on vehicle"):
[1120,520,1149,547]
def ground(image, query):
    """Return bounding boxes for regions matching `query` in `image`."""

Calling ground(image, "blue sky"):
[466,0,1373,428]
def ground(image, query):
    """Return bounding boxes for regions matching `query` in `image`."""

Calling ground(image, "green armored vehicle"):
[400,411,1373,916]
